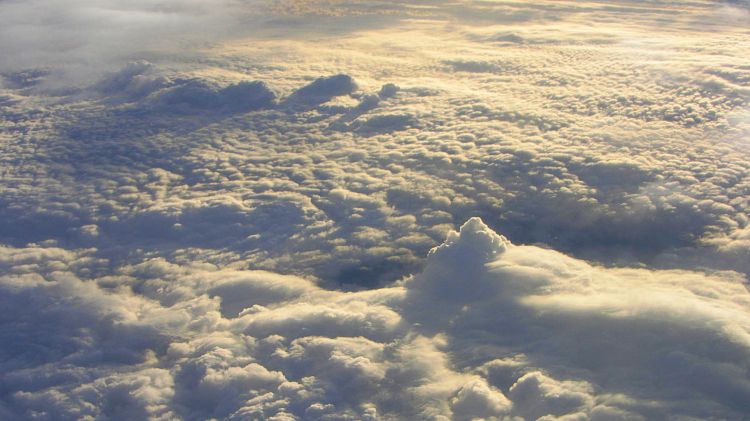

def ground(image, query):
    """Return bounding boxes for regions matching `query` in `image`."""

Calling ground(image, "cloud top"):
[1,1,749,419]
[3,219,750,419]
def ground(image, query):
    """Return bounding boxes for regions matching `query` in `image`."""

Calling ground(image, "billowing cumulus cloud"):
[2,219,750,419]
[1,0,750,419]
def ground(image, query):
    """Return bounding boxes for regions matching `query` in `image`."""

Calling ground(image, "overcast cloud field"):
[1,1,750,420]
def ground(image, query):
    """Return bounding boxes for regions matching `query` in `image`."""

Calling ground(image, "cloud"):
[1,0,750,419]
[93,60,169,101]
[352,113,419,134]
[284,74,358,107]
[152,78,277,113]
[0,0,267,79]
[2,219,750,419]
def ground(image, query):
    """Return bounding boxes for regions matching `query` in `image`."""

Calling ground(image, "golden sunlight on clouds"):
[1,0,750,419]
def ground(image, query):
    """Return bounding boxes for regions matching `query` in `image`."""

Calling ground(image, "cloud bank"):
[2,219,750,420]
[1,0,750,419]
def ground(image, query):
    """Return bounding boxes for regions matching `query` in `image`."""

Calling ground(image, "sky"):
[1,0,750,420]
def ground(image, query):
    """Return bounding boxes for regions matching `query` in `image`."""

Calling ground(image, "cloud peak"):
[428,217,510,263]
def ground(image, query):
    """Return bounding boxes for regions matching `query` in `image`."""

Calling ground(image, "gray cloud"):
[2,219,750,419]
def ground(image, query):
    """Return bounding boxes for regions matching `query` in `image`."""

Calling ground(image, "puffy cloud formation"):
[2,219,750,420]
[285,74,358,107]
[2,0,750,419]
[153,79,277,113]
[2,0,748,281]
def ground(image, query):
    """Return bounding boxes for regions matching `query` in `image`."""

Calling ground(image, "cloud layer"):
[2,219,750,419]
[1,0,750,419]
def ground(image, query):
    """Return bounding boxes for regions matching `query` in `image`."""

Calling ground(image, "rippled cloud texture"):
[1,0,750,420]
